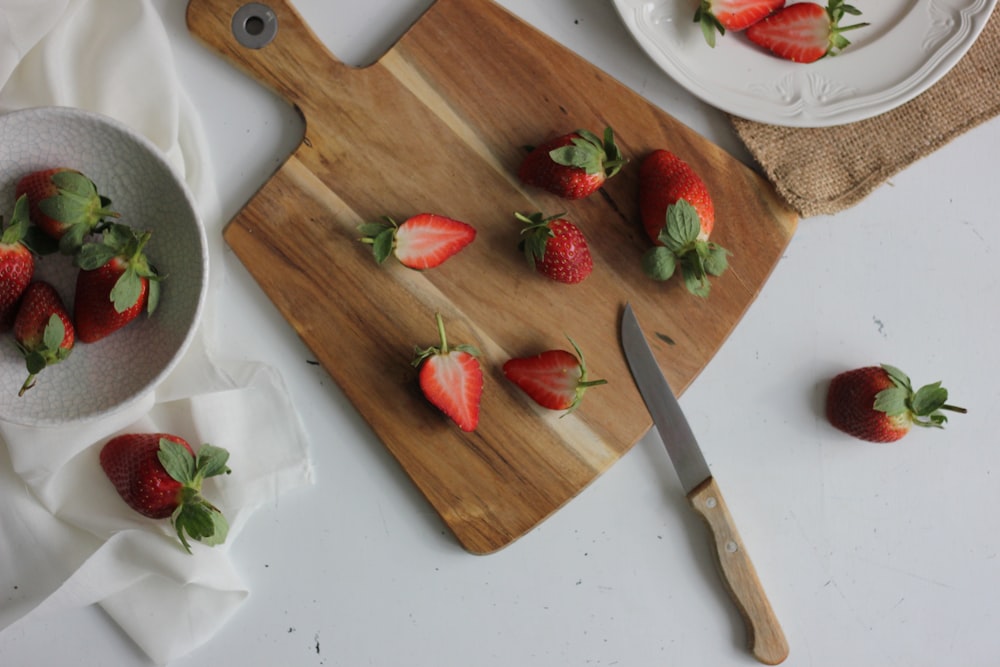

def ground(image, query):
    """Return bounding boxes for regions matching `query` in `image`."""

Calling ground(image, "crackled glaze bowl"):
[0,107,208,427]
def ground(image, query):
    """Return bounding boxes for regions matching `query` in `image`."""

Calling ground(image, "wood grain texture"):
[186,0,798,553]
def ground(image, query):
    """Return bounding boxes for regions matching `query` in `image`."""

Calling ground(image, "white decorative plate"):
[612,0,998,127]
[0,107,208,427]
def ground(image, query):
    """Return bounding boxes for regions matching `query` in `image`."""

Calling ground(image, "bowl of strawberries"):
[0,106,208,427]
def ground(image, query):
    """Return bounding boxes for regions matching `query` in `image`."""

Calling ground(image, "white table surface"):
[4,1,999,665]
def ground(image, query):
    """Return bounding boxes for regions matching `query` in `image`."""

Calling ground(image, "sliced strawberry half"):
[412,313,483,432]
[695,0,785,47]
[745,0,869,63]
[359,213,476,270]
[503,337,606,414]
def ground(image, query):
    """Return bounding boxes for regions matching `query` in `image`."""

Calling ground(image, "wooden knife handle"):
[688,477,789,665]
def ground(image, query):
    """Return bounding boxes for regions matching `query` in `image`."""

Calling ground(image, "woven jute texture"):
[731,7,1000,218]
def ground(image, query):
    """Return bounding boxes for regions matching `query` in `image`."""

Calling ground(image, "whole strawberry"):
[358,213,476,269]
[74,223,161,343]
[516,211,593,284]
[15,167,119,254]
[695,0,785,46]
[826,364,966,443]
[13,281,74,396]
[412,313,483,432]
[745,0,869,63]
[100,433,231,553]
[503,337,606,415]
[0,195,35,331]
[518,127,626,200]
[638,150,729,297]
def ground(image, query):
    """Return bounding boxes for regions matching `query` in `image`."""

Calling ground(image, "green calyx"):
[825,0,869,56]
[641,199,729,298]
[77,223,161,315]
[873,364,967,430]
[1,195,31,246]
[412,312,479,366]
[548,127,627,179]
[157,437,232,554]
[40,170,120,254]
[357,217,400,265]
[561,336,608,416]
[515,211,562,270]
[16,313,72,397]
[694,1,726,48]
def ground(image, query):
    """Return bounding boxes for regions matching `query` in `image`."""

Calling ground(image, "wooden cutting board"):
[186,0,797,554]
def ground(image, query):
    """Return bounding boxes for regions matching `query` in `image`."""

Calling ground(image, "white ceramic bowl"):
[0,107,208,427]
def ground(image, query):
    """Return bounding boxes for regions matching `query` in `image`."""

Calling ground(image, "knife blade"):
[620,303,789,665]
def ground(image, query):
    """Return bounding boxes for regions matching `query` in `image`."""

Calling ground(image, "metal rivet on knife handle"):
[232,2,278,49]
[689,477,790,665]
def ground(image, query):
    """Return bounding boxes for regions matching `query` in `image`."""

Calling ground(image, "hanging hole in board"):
[232,3,278,49]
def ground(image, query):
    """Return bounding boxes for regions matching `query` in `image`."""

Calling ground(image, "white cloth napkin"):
[0,0,314,664]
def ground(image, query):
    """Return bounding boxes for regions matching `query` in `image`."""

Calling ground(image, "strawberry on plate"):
[518,127,626,200]
[73,223,161,343]
[503,337,606,415]
[695,0,785,46]
[638,150,729,297]
[13,281,74,396]
[412,313,484,432]
[100,432,231,553]
[0,195,35,331]
[359,213,476,270]
[15,167,119,254]
[516,211,593,284]
[745,0,869,63]
[826,364,966,443]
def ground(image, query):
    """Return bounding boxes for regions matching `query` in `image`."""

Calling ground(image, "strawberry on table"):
[15,167,119,254]
[745,0,869,63]
[412,313,483,432]
[518,127,626,200]
[695,0,785,46]
[826,364,966,443]
[73,223,161,343]
[100,433,231,553]
[0,195,35,331]
[503,337,606,415]
[358,213,476,270]
[516,211,593,285]
[13,281,74,396]
[638,150,729,297]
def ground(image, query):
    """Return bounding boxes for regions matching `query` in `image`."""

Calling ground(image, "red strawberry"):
[745,0,869,63]
[412,313,483,432]
[100,433,231,553]
[638,150,729,297]
[0,195,35,331]
[695,0,785,46]
[518,127,626,200]
[15,168,119,254]
[13,281,74,396]
[826,364,966,443]
[73,223,161,343]
[503,337,607,414]
[516,211,593,284]
[359,213,476,269]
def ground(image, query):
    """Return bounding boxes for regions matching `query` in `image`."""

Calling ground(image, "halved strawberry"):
[695,0,785,47]
[745,0,869,63]
[359,214,476,270]
[412,313,483,432]
[503,337,606,415]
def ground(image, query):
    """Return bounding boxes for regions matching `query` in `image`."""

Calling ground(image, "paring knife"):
[620,303,789,665]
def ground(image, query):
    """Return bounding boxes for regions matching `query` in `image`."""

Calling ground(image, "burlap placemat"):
[731,7,1000,218]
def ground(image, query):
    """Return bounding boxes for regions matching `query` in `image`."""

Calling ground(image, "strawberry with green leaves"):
[503,337,606,415]
[518,127,626,200]
[826,364,966,443]
[359,213,476,270]
[13,281,74,396]
[15,167,119,254]
[746,0,869,63]
[73,223,161,343]
[0,195,36,331]
[100,433,231,553]
[412,313,483,432]
[517,211,593,284]
[695,0,785,46]
[638,150,729,297]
